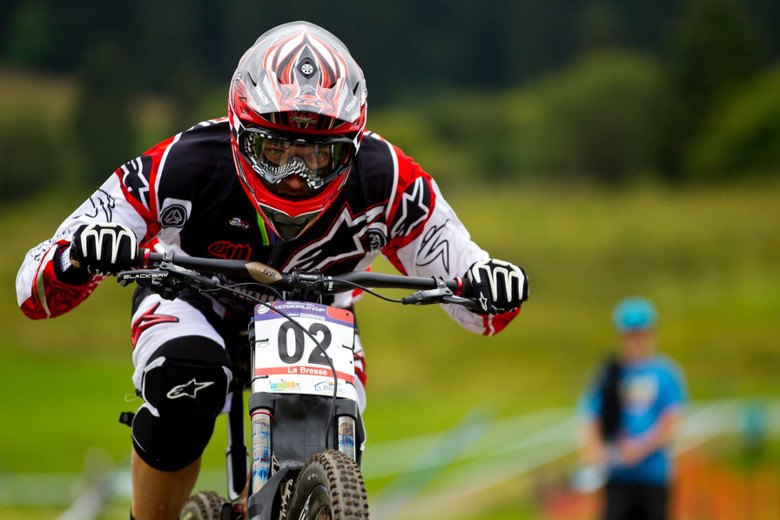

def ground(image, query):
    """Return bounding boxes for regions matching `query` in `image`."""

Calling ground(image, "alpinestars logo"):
[166,378,214,400]
[286,205,384,271]
[120,156,152,209]
[390,177,430,237]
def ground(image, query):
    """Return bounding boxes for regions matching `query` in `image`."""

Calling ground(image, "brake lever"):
[117,262,220,300]
[399,275,479,310]
[441,295,480,311]
[401,286,453,306]
[159,261,220,290]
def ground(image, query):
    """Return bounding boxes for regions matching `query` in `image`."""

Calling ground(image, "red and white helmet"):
[228,21,367,240]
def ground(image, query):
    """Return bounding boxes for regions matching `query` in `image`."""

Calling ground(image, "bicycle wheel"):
[179,490,231,520]
[287,450,369,520]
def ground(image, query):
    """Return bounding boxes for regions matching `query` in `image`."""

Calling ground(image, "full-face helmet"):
[228,21,367,241]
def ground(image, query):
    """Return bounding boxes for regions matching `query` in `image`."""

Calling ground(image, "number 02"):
[277,322,332,366]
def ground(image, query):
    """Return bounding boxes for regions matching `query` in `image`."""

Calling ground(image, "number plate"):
[251,301,357,401]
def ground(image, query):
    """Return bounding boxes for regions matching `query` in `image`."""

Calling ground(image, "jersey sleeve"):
[16,120,232,320]
[380,141,518,336]
[15,137,173,319]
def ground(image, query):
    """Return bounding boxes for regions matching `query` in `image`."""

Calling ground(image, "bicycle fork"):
[246,398,361,494]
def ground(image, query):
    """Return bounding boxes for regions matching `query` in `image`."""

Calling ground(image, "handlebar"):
[119,249,475,308]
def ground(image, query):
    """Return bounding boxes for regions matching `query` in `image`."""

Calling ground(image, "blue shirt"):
[580,354,688,485]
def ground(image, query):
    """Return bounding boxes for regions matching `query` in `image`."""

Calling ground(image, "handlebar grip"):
[137,248,154,267]
[458,276,473,297]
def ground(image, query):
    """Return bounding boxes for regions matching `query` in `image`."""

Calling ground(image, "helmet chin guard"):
[257,204,322,241]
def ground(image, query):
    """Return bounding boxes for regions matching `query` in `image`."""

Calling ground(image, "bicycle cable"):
[208,281,347,450]
[166,272,409,451]
[303,278,405,304]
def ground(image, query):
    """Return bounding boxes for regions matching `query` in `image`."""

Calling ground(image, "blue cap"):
[612,297,657,332]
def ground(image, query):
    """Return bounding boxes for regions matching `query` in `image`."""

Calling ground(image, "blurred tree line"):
[1,0,780,201]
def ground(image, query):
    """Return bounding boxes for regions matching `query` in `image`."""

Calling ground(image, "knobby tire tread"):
[179,490,226,520]
[288,450,369,520]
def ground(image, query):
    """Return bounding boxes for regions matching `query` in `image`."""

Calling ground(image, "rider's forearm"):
[17,239,100,319]
[17,175,149,319]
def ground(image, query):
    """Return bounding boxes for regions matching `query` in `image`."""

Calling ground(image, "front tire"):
[179,490,231,520]
[287,450,369,520]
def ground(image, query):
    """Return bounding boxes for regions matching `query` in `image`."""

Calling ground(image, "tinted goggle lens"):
[242,129,352,189]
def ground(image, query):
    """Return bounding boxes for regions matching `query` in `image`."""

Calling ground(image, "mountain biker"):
[578,297,687,520]
[16,21,528,520]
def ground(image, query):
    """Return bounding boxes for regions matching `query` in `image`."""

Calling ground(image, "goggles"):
[239,127,355,190]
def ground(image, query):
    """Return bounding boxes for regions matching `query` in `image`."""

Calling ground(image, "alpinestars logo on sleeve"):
[390,177,430,237]
[166,378,215,399]
[120,156,153,210]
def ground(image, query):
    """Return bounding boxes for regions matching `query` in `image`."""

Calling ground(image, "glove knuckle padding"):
[466,258,528,315]
[132,336,232,471]
[72,223,137,273]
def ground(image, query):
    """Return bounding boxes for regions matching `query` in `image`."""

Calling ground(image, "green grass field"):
[2,179,779,519]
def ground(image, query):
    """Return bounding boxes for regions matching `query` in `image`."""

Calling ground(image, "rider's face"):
[264,174,315,199]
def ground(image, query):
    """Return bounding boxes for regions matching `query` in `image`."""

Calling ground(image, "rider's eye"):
[261,141,288,164]
[307,147,331,168]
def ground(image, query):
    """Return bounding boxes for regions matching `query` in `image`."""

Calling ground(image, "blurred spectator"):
[578,297,688,520]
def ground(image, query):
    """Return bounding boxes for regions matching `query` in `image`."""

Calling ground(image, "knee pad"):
[132,336,232,471]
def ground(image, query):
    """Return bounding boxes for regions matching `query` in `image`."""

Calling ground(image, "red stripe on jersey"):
[114,168,156,237]
[354,348,367,388]
[145,138,173,224]
[482,308,521,336]
[21,241,102,319]
[115,136,179,241]
[381,145,437,270]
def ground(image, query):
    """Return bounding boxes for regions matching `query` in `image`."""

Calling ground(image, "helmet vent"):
[298,57,317,79]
